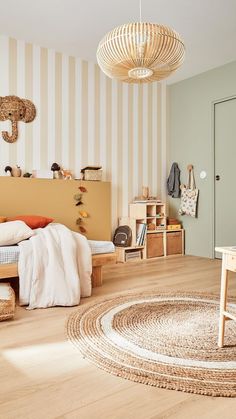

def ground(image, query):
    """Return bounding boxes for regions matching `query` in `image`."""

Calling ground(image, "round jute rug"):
[66,290,236,397]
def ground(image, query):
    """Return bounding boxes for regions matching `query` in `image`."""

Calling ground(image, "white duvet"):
[18,223,92,309]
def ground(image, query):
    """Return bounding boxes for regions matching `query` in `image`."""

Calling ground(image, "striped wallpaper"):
[0,35,167,230]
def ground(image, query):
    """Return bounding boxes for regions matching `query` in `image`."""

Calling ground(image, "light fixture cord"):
[139,0,142,23]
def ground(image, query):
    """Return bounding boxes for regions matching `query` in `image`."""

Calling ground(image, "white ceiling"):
[1,0,236,84]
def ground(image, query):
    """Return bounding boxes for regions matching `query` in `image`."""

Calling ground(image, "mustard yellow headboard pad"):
[0,177,111,241]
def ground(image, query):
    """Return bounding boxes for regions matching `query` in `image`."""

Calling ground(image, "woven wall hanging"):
[0,95,36,143]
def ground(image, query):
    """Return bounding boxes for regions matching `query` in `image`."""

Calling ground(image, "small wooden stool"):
[0,283,15,321]
[215,247,236,347]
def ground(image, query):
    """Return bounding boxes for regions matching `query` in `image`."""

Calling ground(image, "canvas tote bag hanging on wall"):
[179,165,199,218]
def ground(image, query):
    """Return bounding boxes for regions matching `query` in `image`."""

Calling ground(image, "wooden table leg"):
[218,256,228,348]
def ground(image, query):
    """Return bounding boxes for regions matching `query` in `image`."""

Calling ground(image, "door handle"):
[216,175,220,181]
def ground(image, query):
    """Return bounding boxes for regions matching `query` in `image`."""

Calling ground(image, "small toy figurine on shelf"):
[51,162,61,179]
[61,169,72,180]
[23,172,32,178]
[4,165,21,177]
[142,186,149,199]
[4,165,12,176]
[12,166,22,177]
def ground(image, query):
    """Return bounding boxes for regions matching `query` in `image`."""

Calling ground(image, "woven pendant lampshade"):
[97,22,185,83]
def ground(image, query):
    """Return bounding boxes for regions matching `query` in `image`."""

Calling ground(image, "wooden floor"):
[1,255,236,419]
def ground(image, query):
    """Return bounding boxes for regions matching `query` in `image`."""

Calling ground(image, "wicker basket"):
[0,283,15,321]
[81,167,102,181]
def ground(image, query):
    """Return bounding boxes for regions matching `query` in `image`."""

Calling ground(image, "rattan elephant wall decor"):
[0,95,36,143]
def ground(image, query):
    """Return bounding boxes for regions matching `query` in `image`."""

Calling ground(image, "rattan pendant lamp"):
[97,1,185,83]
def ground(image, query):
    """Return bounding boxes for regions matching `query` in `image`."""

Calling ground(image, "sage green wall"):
[168,61,236,258]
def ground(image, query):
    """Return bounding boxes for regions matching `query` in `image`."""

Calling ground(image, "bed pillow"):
[0,220,34,245]
[7,215,54,229]
[0,216,7,223]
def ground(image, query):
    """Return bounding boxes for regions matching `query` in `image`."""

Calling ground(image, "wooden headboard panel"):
[0,177,111,240]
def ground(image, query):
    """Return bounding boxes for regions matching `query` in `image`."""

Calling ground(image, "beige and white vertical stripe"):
[0,35,166,230]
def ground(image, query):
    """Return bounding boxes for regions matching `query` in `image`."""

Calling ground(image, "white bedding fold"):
[18,223,92,309]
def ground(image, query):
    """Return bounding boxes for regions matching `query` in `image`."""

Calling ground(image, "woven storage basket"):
[0,283,15,321]
[83,169,102,181]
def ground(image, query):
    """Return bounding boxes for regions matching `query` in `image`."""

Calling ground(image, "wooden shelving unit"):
[130,202,166,232]
[119,202,184,260]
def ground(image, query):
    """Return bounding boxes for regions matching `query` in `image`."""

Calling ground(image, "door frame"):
[212,95,236,258]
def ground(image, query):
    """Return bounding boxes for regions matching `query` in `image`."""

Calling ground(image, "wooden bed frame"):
[0,252,116,288]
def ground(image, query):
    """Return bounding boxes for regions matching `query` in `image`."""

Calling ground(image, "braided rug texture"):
[67,290,236,397]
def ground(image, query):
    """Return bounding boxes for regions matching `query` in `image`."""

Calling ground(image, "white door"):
[215,98,236,257]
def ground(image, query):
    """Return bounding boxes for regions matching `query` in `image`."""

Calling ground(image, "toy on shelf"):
[61,169,73,180]
[4,165,21,177]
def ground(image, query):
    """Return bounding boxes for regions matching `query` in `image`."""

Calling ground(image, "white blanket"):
[18,223,92,309]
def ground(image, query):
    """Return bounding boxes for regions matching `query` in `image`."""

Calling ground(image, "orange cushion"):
[0,216,7,223]
[7,215,54,229]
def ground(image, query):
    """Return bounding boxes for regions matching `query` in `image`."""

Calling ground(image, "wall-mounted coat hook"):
[187,164,193,171]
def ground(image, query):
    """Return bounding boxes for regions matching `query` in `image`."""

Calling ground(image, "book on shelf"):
[136,223,147,246]
[140,224,147,246]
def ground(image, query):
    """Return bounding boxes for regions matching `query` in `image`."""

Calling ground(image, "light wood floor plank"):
[0,256,236,419]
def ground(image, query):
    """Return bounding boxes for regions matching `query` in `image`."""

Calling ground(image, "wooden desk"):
[215,246,236,347]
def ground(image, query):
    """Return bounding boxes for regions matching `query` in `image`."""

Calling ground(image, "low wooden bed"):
[0,177,117,287]
[0,253,116,287]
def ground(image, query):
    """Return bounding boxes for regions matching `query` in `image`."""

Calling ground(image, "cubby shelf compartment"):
[129,202,167,232]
